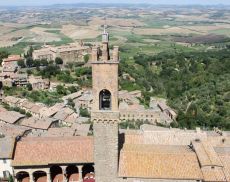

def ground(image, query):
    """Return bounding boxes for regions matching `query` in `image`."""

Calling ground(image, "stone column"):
[14,176,18,182]
[29,172,33,182]
[61,166,67,182]
[47,172,51,182]
[77,165,83,182]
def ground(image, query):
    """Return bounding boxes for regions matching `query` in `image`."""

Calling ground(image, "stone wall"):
[92,62,119,112]
[120,110,161,124]
[93,122,118,182]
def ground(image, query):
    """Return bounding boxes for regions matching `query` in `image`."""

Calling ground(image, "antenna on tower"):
[103,16,107,33]
[102,16,109,43]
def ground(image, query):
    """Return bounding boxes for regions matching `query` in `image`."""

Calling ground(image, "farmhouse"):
[28,76,50,90]
[32,43,90,65]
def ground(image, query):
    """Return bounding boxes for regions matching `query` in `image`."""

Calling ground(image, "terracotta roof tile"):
[3,55,22,62]
[40,103,65,117]
[215,147,230,181]
[0,123,31,137]
[54,108,74,121]
[42,127,77,137]
[201,167,227,182]
[20,117,58,130]
[192,140,223,167]
[0,137,15,159]
[30,105,45,114]
[12,136,93,166]
[64,113,79,124]
[119,144,202,180]
[0,111,25,124]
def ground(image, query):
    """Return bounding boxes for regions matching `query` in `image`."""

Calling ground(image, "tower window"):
[99,89,111,110]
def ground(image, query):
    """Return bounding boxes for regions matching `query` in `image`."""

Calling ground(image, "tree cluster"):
[120,48,230,130]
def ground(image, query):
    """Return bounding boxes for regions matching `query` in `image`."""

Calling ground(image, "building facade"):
[0,137,15,179]
[32,43,90,65]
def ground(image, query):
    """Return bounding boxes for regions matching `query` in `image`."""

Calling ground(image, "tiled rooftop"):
[0,137,15,159]
[119,144,202,180]
[20,117,58,130]
[0,111,25,124]
[0,122,31,137]
[12,136,93,166]
[3,55,22,62]
[192,140,223,167]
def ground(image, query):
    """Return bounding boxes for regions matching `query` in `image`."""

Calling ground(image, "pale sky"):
[0,0,230,6]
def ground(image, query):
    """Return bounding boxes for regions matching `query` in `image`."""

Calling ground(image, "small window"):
[99,89,111,110]
[3,159,6,164]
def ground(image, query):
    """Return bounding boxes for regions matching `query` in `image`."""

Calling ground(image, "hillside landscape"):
[0,4,229,130]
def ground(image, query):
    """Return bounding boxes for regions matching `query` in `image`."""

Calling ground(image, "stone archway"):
[50,165,63,182]
[66,165,79,182]
[16,171,29,182]
[82,165,94,182]
[33,171,47,182]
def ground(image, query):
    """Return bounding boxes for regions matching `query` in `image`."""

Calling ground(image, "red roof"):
[3,55,22,62]
[12,136,94,166]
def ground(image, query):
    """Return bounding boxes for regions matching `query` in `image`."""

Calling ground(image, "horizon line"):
[1,3,230,8]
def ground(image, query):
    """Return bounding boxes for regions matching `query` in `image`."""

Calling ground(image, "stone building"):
[1,55,22,68]
[32,43,90,65]
[28,76,50,90]
[0,72,28,87]
[0,55,28,87]
[119,101,162,124]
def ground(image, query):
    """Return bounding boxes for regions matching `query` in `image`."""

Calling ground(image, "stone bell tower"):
[91,25,120,182]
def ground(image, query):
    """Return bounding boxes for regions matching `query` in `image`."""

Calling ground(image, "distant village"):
[0,40,176,128]
[0,42,90,88]
[0,39,177,182]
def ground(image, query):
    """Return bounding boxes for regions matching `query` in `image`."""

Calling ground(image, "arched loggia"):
[66,165,79,182]
[33,171,47,182]
[50,165,63,182]
[16,171,29,182]
[82,164,94,181]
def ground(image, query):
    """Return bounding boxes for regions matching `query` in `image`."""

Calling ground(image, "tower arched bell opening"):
[99,89,111,110]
